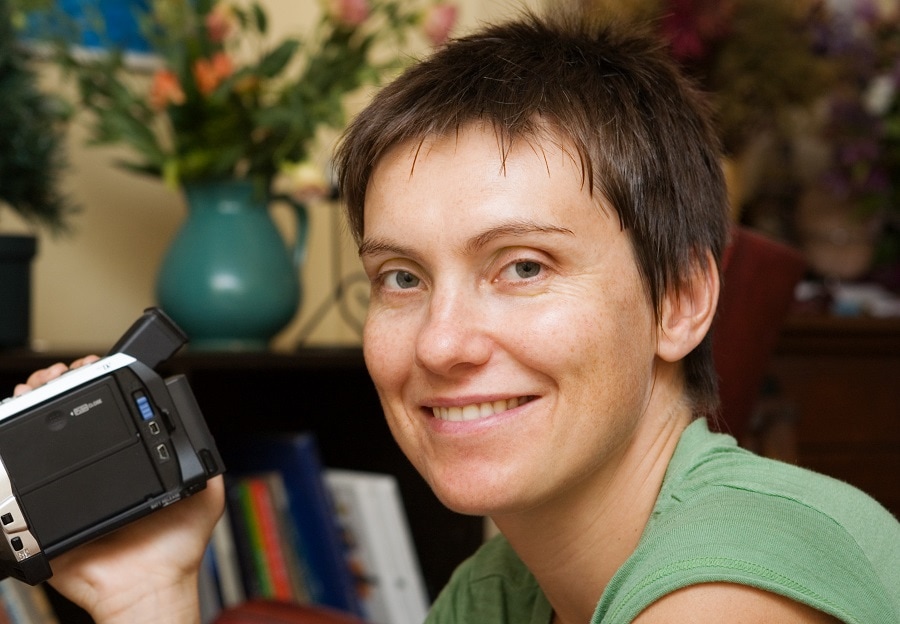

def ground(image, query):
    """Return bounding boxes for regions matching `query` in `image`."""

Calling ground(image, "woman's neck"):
[493,396,693,624]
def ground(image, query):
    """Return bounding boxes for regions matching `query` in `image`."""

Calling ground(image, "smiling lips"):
[431,396,534,422]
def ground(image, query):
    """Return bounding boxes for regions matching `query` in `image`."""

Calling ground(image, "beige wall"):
[15,0,540,353]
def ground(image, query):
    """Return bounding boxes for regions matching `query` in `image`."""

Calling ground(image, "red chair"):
[711,226,807,441]
[212,600,370,624]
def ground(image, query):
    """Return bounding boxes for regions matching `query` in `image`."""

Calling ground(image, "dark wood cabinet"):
[767,315,900,518]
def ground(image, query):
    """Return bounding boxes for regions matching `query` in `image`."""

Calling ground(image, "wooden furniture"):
[766,314,900,518]
[213,600,369,624]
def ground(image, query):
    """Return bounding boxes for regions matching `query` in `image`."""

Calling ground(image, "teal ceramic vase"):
[156,179,308,350]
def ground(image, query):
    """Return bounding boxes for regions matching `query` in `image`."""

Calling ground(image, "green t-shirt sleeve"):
[595,486,899,624]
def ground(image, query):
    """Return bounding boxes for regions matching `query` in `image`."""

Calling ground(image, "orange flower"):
[205,3,236,43]
[193,52,235,95]
[423,3,457,46]
[149,69,185,110]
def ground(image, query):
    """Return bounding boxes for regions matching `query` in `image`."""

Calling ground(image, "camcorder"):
[0,307,224,584]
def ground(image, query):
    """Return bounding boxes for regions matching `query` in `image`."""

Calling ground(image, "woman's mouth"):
[431,396,534,422]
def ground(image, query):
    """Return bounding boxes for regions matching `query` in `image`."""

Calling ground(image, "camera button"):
[134,392,155,421]
[10,537,22,551]
[0,502,26,532]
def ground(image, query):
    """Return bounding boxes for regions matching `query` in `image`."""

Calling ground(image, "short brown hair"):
[335,9,729,417]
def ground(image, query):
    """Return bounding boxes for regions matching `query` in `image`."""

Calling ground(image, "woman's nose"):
[414,290,492,376]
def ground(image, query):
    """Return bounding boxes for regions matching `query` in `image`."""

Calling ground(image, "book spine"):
[0,579,55,624]
[266,472,313,604]
[209,509,247,608]
[198,544,223,624]
[226,479,270,599]
[246,476,295,602]
[0,588,10,624]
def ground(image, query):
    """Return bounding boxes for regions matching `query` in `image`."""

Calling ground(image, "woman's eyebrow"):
[358,220,574,259]
[464,220,574,254]
[357,238,415,259]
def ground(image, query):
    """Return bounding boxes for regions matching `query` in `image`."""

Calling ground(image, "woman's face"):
[359,125,660,517]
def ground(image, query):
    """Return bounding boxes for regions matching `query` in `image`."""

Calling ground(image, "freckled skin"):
[360,126,662,518]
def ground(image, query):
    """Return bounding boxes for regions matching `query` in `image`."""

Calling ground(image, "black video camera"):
[0,308,224,584]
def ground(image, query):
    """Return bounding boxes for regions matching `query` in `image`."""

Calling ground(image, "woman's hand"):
[15,358,224,624]
[12,355,100,396]
[48,477,224,624]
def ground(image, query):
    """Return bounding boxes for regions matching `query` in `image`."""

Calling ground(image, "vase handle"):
[272,193,310,271]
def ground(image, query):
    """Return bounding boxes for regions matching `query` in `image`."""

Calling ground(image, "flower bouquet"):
[797,0,900,279]
[40,0,457,191]
[811,0,900,217]
[584,0,834,156]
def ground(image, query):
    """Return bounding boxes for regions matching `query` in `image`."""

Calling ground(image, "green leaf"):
[256,39,300,78]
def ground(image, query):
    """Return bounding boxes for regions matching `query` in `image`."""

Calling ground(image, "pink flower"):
[329,0,370,27]
[660,0,734,63]
[205,3,236,43]
[193,52,235,95]
[149,69,185,110]
[423,3,457,46]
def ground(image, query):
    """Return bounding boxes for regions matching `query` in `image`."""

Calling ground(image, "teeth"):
[433,397,529,421]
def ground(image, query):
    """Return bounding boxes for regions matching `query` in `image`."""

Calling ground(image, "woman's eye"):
[506,260,542,280]
[384,270,421,290]
[497,259,545,283]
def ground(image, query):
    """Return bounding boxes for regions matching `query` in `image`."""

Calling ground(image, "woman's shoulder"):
[595,419,900,623]
[664,419,899,556]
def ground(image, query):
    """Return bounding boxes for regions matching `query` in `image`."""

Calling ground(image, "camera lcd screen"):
[0,377,165,546]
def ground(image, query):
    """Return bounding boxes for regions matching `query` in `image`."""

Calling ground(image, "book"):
[0,579,56,624]
[208,508,246,609]
[198,543,223,624]
[0,591,10,624]
[223,473,310,604]
[230,477,275,598]
[223,478,265,600]
[0,588,10,624]
[324,469,429,624]
[226,433,362,615]
[246,475,296,601]
[264,471,313,605]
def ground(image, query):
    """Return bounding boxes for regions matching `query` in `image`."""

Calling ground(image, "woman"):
[21,7,899,624]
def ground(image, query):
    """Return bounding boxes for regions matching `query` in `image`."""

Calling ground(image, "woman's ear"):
[657,250,720,362]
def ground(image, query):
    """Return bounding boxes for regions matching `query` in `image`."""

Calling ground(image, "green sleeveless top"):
[424,419,900,624]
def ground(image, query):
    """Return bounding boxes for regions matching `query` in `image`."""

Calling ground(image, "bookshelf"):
[0,347,485,622]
